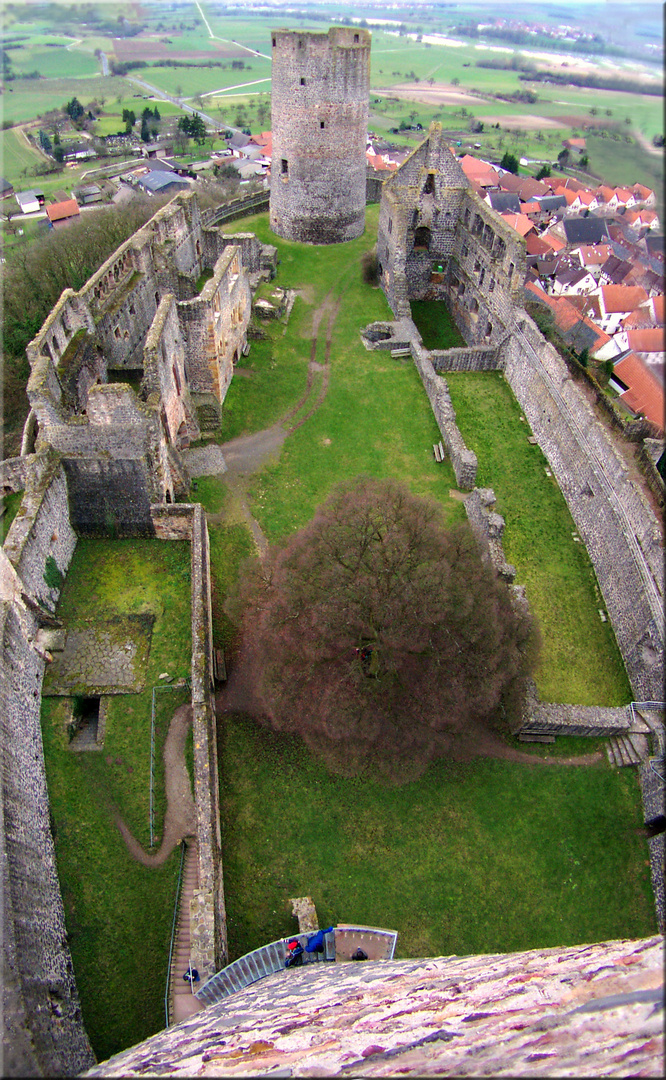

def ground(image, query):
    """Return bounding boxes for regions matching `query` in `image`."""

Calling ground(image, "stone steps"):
[606,733,644,768]
[168,841,205,1025]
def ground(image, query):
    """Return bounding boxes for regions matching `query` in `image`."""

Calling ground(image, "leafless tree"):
[235,478,538,783]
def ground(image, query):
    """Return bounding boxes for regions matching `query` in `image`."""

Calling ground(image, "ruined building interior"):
[1,25,664,1080]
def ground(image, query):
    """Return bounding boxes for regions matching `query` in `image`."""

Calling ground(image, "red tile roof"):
[46,198,80,222]
[600,284,649,314]
[626,327,665,355]
[612,352,664,430]
[525,233,554,256]
[500,212,534,237]
[524,282,611,351]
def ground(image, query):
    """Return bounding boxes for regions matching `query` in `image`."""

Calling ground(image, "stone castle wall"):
[500,316,664,702]
[82,935,664,1077]
[270,27,370,243]
[1,462,94,1077]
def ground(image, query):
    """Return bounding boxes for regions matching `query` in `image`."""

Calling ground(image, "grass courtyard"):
[201,206,655,967]
[40,538,192,1062]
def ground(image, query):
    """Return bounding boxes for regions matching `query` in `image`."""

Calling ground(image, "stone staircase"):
[168,840,205,1026]
[195,925,398,1008]
[605,704,663,769]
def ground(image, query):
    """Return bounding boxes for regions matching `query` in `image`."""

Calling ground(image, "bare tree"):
[234,478,538,783]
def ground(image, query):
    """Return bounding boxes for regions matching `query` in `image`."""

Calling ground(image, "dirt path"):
[114,703,197,867]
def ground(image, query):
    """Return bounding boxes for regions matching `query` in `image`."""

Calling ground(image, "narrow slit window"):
[281,158,289,176]
[320,120,325,129]
[300,77,305,86]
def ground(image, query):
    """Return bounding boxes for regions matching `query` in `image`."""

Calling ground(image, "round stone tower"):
[270,26,371,244]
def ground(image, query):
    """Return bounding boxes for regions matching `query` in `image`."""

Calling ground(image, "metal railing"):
[150,681,189,848]
[164,840,187,1028]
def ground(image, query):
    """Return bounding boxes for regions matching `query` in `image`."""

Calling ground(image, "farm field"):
[145,58,271,99]
[0,126,45,185]
[10,44,100,79]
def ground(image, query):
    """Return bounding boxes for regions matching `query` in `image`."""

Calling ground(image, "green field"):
[145,57,271,99]
[0,76,129,124]
[0,127,45,187]
[10,45,100,79]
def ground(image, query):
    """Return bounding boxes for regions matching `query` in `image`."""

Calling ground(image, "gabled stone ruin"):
[22,192,277,534]
[377,122,526,345]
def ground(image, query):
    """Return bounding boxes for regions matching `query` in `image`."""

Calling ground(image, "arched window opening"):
[413,226,431,252]
[423,172,435,195]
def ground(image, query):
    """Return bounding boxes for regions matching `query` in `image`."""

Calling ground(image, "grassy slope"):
[220,715,656,962]
[41,538,192,1061]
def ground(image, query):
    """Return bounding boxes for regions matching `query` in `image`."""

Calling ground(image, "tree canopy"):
[235,478,538,783]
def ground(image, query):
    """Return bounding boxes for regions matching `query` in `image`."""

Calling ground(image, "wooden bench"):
[390,347,411,359]
[433,441,445,463]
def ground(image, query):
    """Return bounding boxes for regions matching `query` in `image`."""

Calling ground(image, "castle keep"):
[270,27,370,243]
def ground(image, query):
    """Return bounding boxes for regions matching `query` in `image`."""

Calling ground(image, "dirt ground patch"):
[479,113,567,130]
[377,83,488,106]
[113,37,239,62]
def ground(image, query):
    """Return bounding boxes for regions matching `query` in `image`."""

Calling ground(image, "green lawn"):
[0,128,45,186]
[0,490,24,542]
[41,538,192,1061]
[220,714,657,962]
[411,300,466,350]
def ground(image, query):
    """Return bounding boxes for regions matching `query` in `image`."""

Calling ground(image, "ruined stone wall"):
[500,316,664,701]
[447,192,525,346]
[377,123,468,317]
[432,344,500,372]
[1,598,95,1078]
[142,295,200,453]
[0,455,31,493]
[189,504,226,975]
[3,451,77,613]
[179,246,251,428]
[43,385,167,535]
[270,27,370,243]
[1,463,93,1077]
[411,337,477,489]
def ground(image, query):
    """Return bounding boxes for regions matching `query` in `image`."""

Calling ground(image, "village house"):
[46,198,81,229]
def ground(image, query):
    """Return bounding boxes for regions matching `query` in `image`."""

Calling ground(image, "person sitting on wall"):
[285,939,304,968]
[305,926,334,954]
[183,965,200,984]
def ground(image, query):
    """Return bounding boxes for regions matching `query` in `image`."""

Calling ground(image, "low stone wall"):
[519,700,633,738]
[149,502,226,977]
[0,455,31,493]
[464,488,516,582]
[201,192,269,229]
[432,345,500,373]
[411,338,477,490]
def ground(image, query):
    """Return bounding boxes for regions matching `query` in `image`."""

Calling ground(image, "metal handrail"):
[164,840,187,1028]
